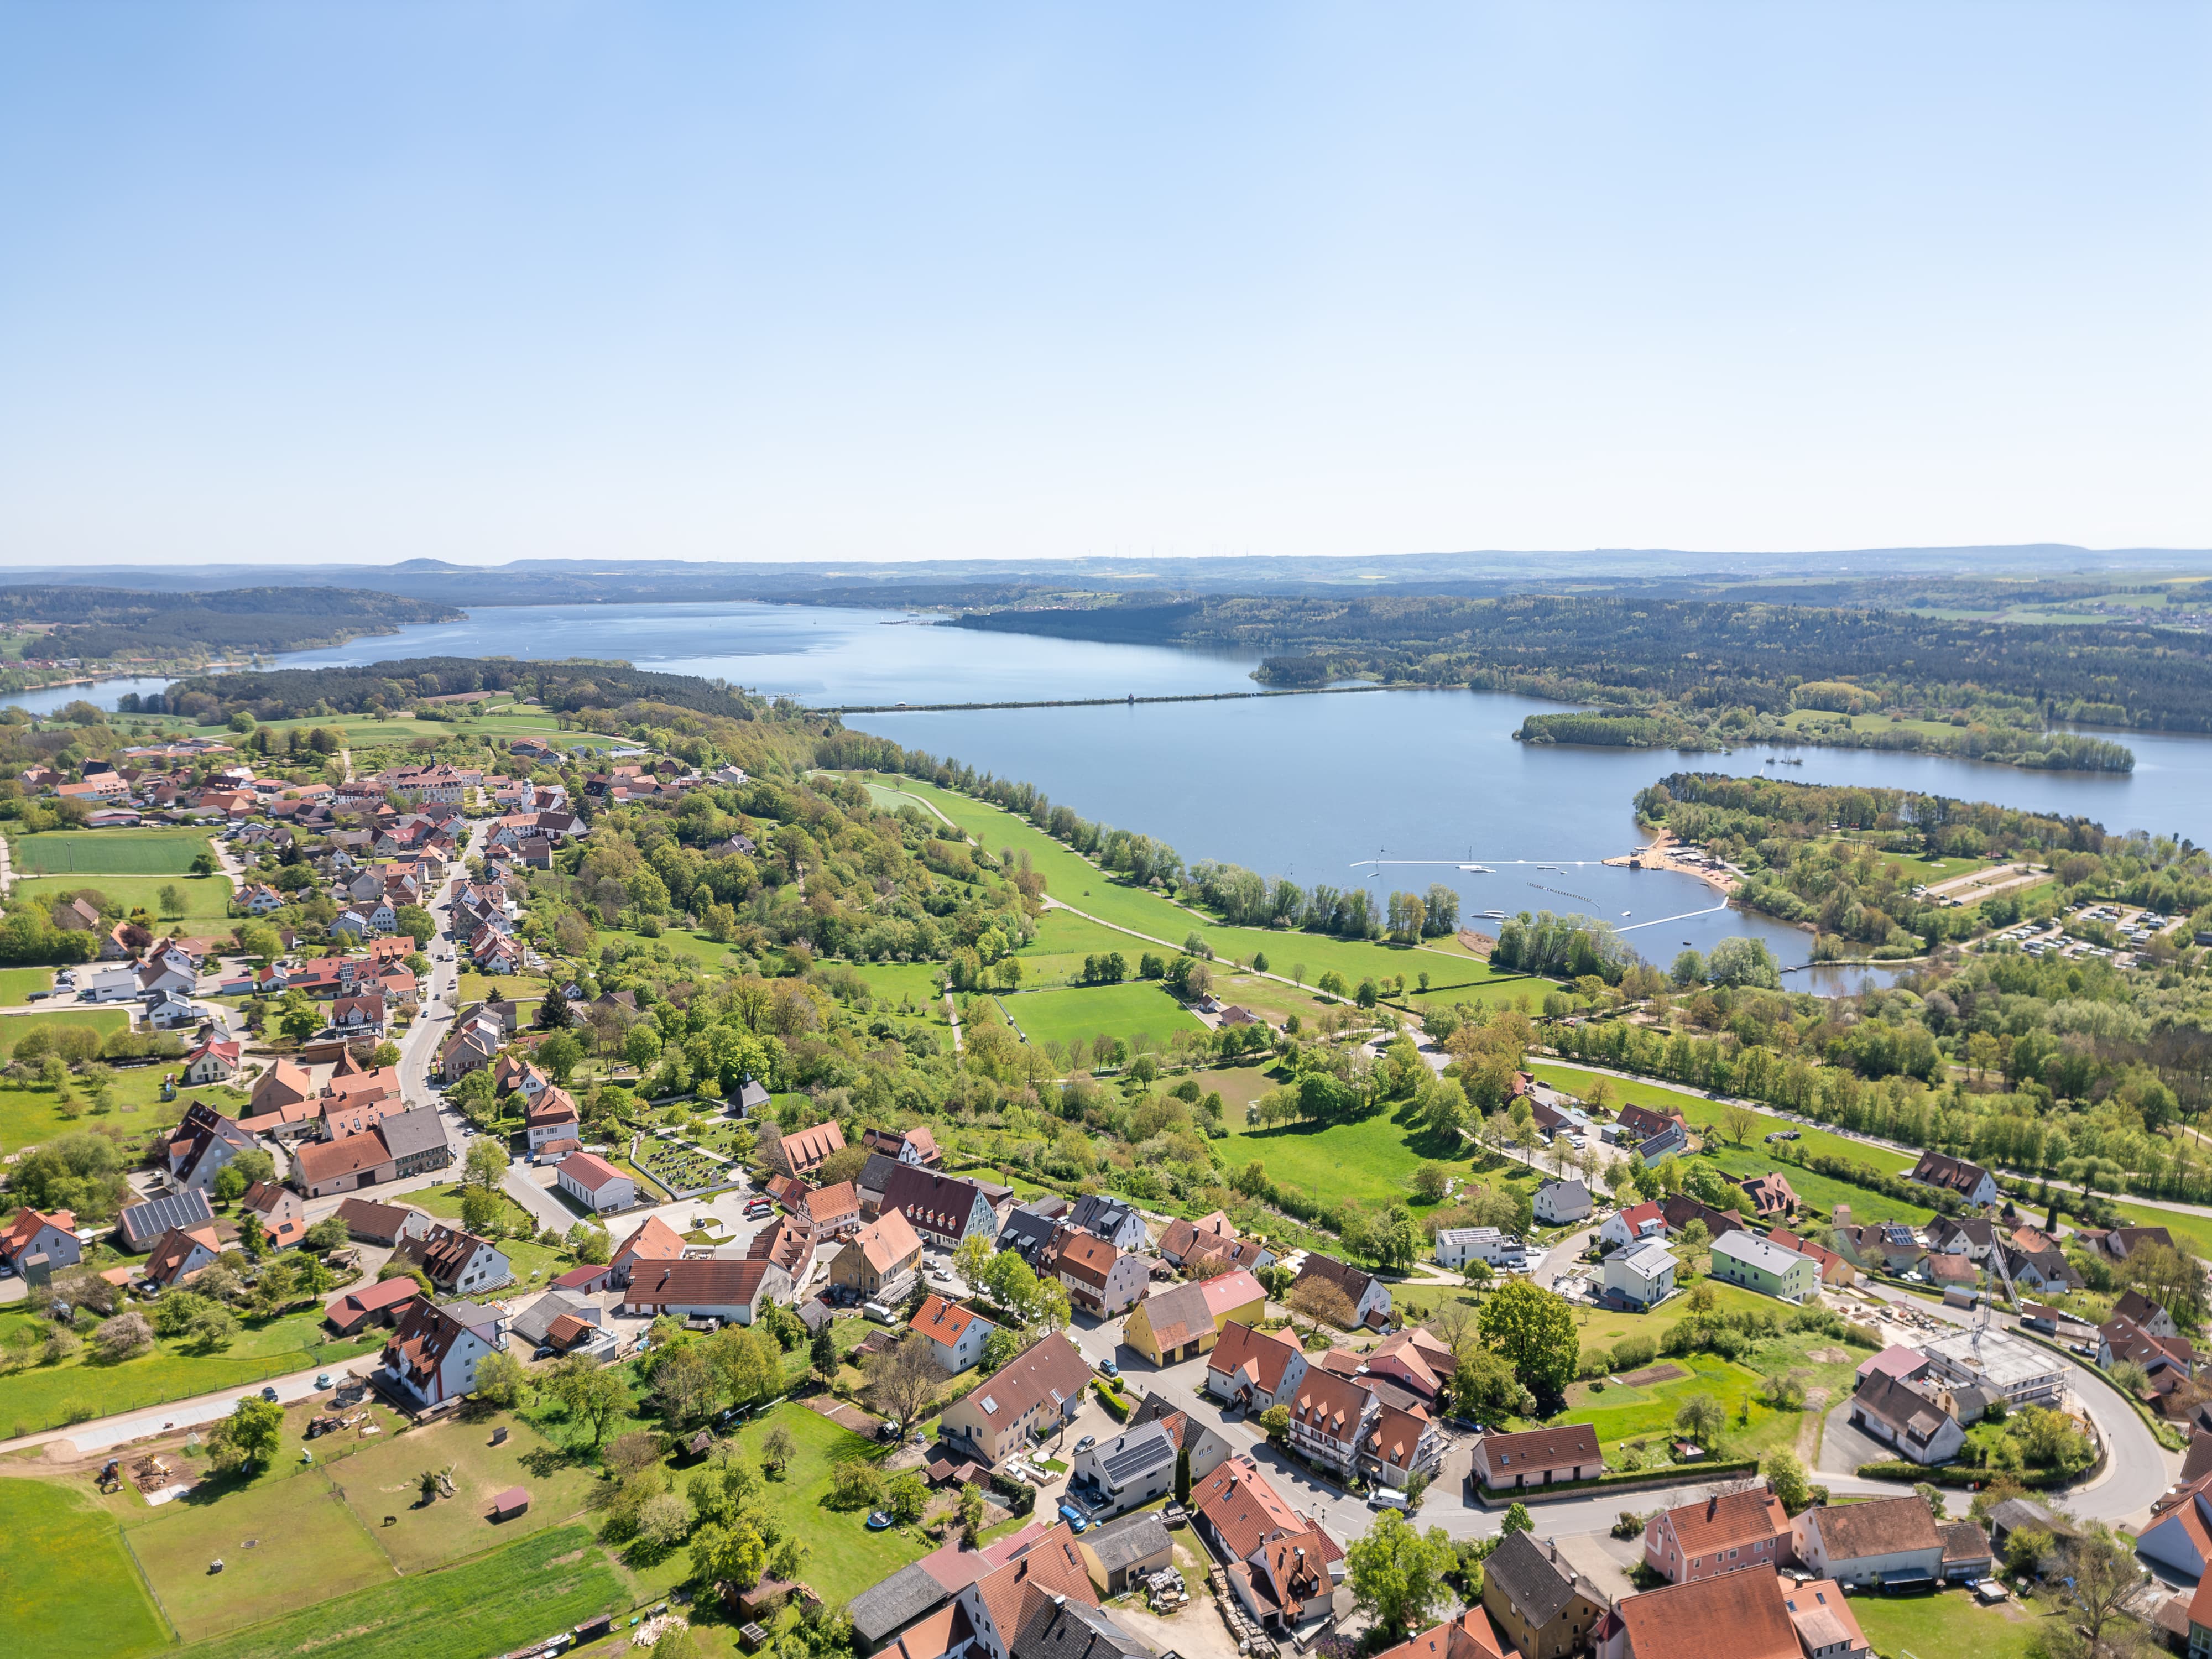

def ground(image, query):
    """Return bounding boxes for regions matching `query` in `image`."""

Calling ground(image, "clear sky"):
[1,3,2206,567]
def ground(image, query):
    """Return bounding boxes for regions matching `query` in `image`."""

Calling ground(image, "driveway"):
[1816,1399,1890,1479]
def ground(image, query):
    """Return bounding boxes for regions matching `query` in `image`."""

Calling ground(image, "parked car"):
[1073,1435,1097,1455]
[1057,1503,1091,1534]
[1098,1358,1118,1378]
[260,1386,280,1402]
[1366,1489,1408,1511]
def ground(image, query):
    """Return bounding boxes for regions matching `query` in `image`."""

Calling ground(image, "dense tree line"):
[148,656,788,724]
[954,591,2212,738]
[0,585,460,659]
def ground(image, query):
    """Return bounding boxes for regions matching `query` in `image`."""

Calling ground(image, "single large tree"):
[208,1396,285,1473]
[1345,1510,1458,1639]
[864,1333,941,1430]
[1477,1280,1580,1400]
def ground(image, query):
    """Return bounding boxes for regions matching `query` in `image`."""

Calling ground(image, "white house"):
[910,1291,996,1374]
[556,1151,637,1213]
[180,1040,242,1087]
[1436,1227,1531,1271]
[1599,1200,1667,1253]
[525,1088,582,1154]
[1534,1178,1593,1226]
[406,1224,513,1297]
[1602,1239,1677,1310]
[621,1258,791,1326]
[377,1298,507,1408]
[1205,1321,1311,1411]
[1790,1495,1944,1588]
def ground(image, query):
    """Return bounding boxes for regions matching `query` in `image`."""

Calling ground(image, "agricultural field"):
[998,980,1206,1054]
[7,827,215,876]
[0,1476,170,1659]
[0,1007,133,1056]
[0,1306,380,1440]
[0,965,61,1004]
[12,872,235,923]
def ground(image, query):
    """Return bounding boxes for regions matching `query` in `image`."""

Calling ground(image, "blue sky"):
[1,3,2205,566]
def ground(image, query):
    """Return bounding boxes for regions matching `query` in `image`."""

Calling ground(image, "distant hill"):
[0,585,463,660]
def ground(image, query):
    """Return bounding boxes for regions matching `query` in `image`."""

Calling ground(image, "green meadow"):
[8,827,215,876]
[999,980,1207,1053]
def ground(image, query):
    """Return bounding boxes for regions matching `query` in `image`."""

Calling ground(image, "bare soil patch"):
[1806,1345,1853,1365]
[1619,1362,1691,1387]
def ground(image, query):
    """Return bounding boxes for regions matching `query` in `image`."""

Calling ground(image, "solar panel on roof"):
[1099,1432,1171,1485]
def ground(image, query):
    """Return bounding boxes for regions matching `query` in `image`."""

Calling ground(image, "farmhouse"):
[828,1209,924,1303]
[883,1166,1012,1248]
[1481,1531,1609,1659]
[1290,1254,1391,1330]
[1599,1571,1801,1659]
[377,1298,507,1410]
[1206,1321,1311,1411]
[621,1257,791,1326]
[1790,1495,1944,1588]
[403,1224,512,1296]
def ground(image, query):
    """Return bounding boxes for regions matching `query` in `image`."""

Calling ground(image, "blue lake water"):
[19,598,2208,985]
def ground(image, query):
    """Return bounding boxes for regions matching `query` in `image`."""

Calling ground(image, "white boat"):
[1480,909,1505,920]
[1459,864,1492,874]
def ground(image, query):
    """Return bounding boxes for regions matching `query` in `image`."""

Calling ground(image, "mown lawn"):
[0,1069,248,1154]
[999,980,1207,1053]
[8,827,215,876]
[0,1307,380,1439]
[1552,1351,1772,1447]
[13,872,234,922]
[0,1007,133,1057]
[0,1476,171,1659]
[1849,1586,2044,1659]
[178,1521,629,1659]
[0,966,60,1004]
[1215,1098,1469,1212]
[844,959,953,1010]
[408,1183,575,1288]
[719,1401,934,1609]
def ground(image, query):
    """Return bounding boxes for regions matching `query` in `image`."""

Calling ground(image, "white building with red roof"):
[0,1206,80,1272]
[1599,1199,1668,1252]
[1206,1321,1311,1411]
[910,1292,997,1374]
[556,1150,637,1213]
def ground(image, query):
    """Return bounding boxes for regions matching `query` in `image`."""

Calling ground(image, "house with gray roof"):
[1066,1193,1147,1252]
[849,1561,956,1652]
[116,1187,215,1254]
[1077,1511,1173,1595]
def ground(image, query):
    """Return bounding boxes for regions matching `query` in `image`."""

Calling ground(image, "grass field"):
[13,872,234,922]
[852,774,1554,1003]
[1554,1350,1770,1445]
[0,966,59,1004]
[131,1467,398,1643]
[0,1007,132,1056]
[1849,1586,2044,1659]
[178,1521,630,1659]
[408,1183,573,1286]
[1215,1097,1470,1212]
[1000,980,1207,1053]
[8,827,215,876]
[0,1477,170,1659]
[718,1401,933,1608]
[326,1412,600,1574]
[845,959,952,1010]
[0,1068,248,1154]
[0,1307,379,1439]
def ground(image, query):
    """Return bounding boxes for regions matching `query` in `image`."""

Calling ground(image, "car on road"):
[260,1386,280,1402]
[1366,1489,1408,1511]
[1097,1359,1118,1378]
[315,1374,331,1389]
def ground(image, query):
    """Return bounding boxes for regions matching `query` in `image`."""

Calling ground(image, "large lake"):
[22,599,2209,985]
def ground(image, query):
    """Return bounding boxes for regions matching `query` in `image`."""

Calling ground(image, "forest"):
[148,656,791,724]
[0,585,460,660]
[952,591,2212,752]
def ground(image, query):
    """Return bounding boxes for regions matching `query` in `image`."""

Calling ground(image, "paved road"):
[1851,1282,2177,1524]
[0,1358,353,1459]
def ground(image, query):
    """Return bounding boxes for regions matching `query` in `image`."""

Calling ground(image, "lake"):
[20,598,2208,984]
